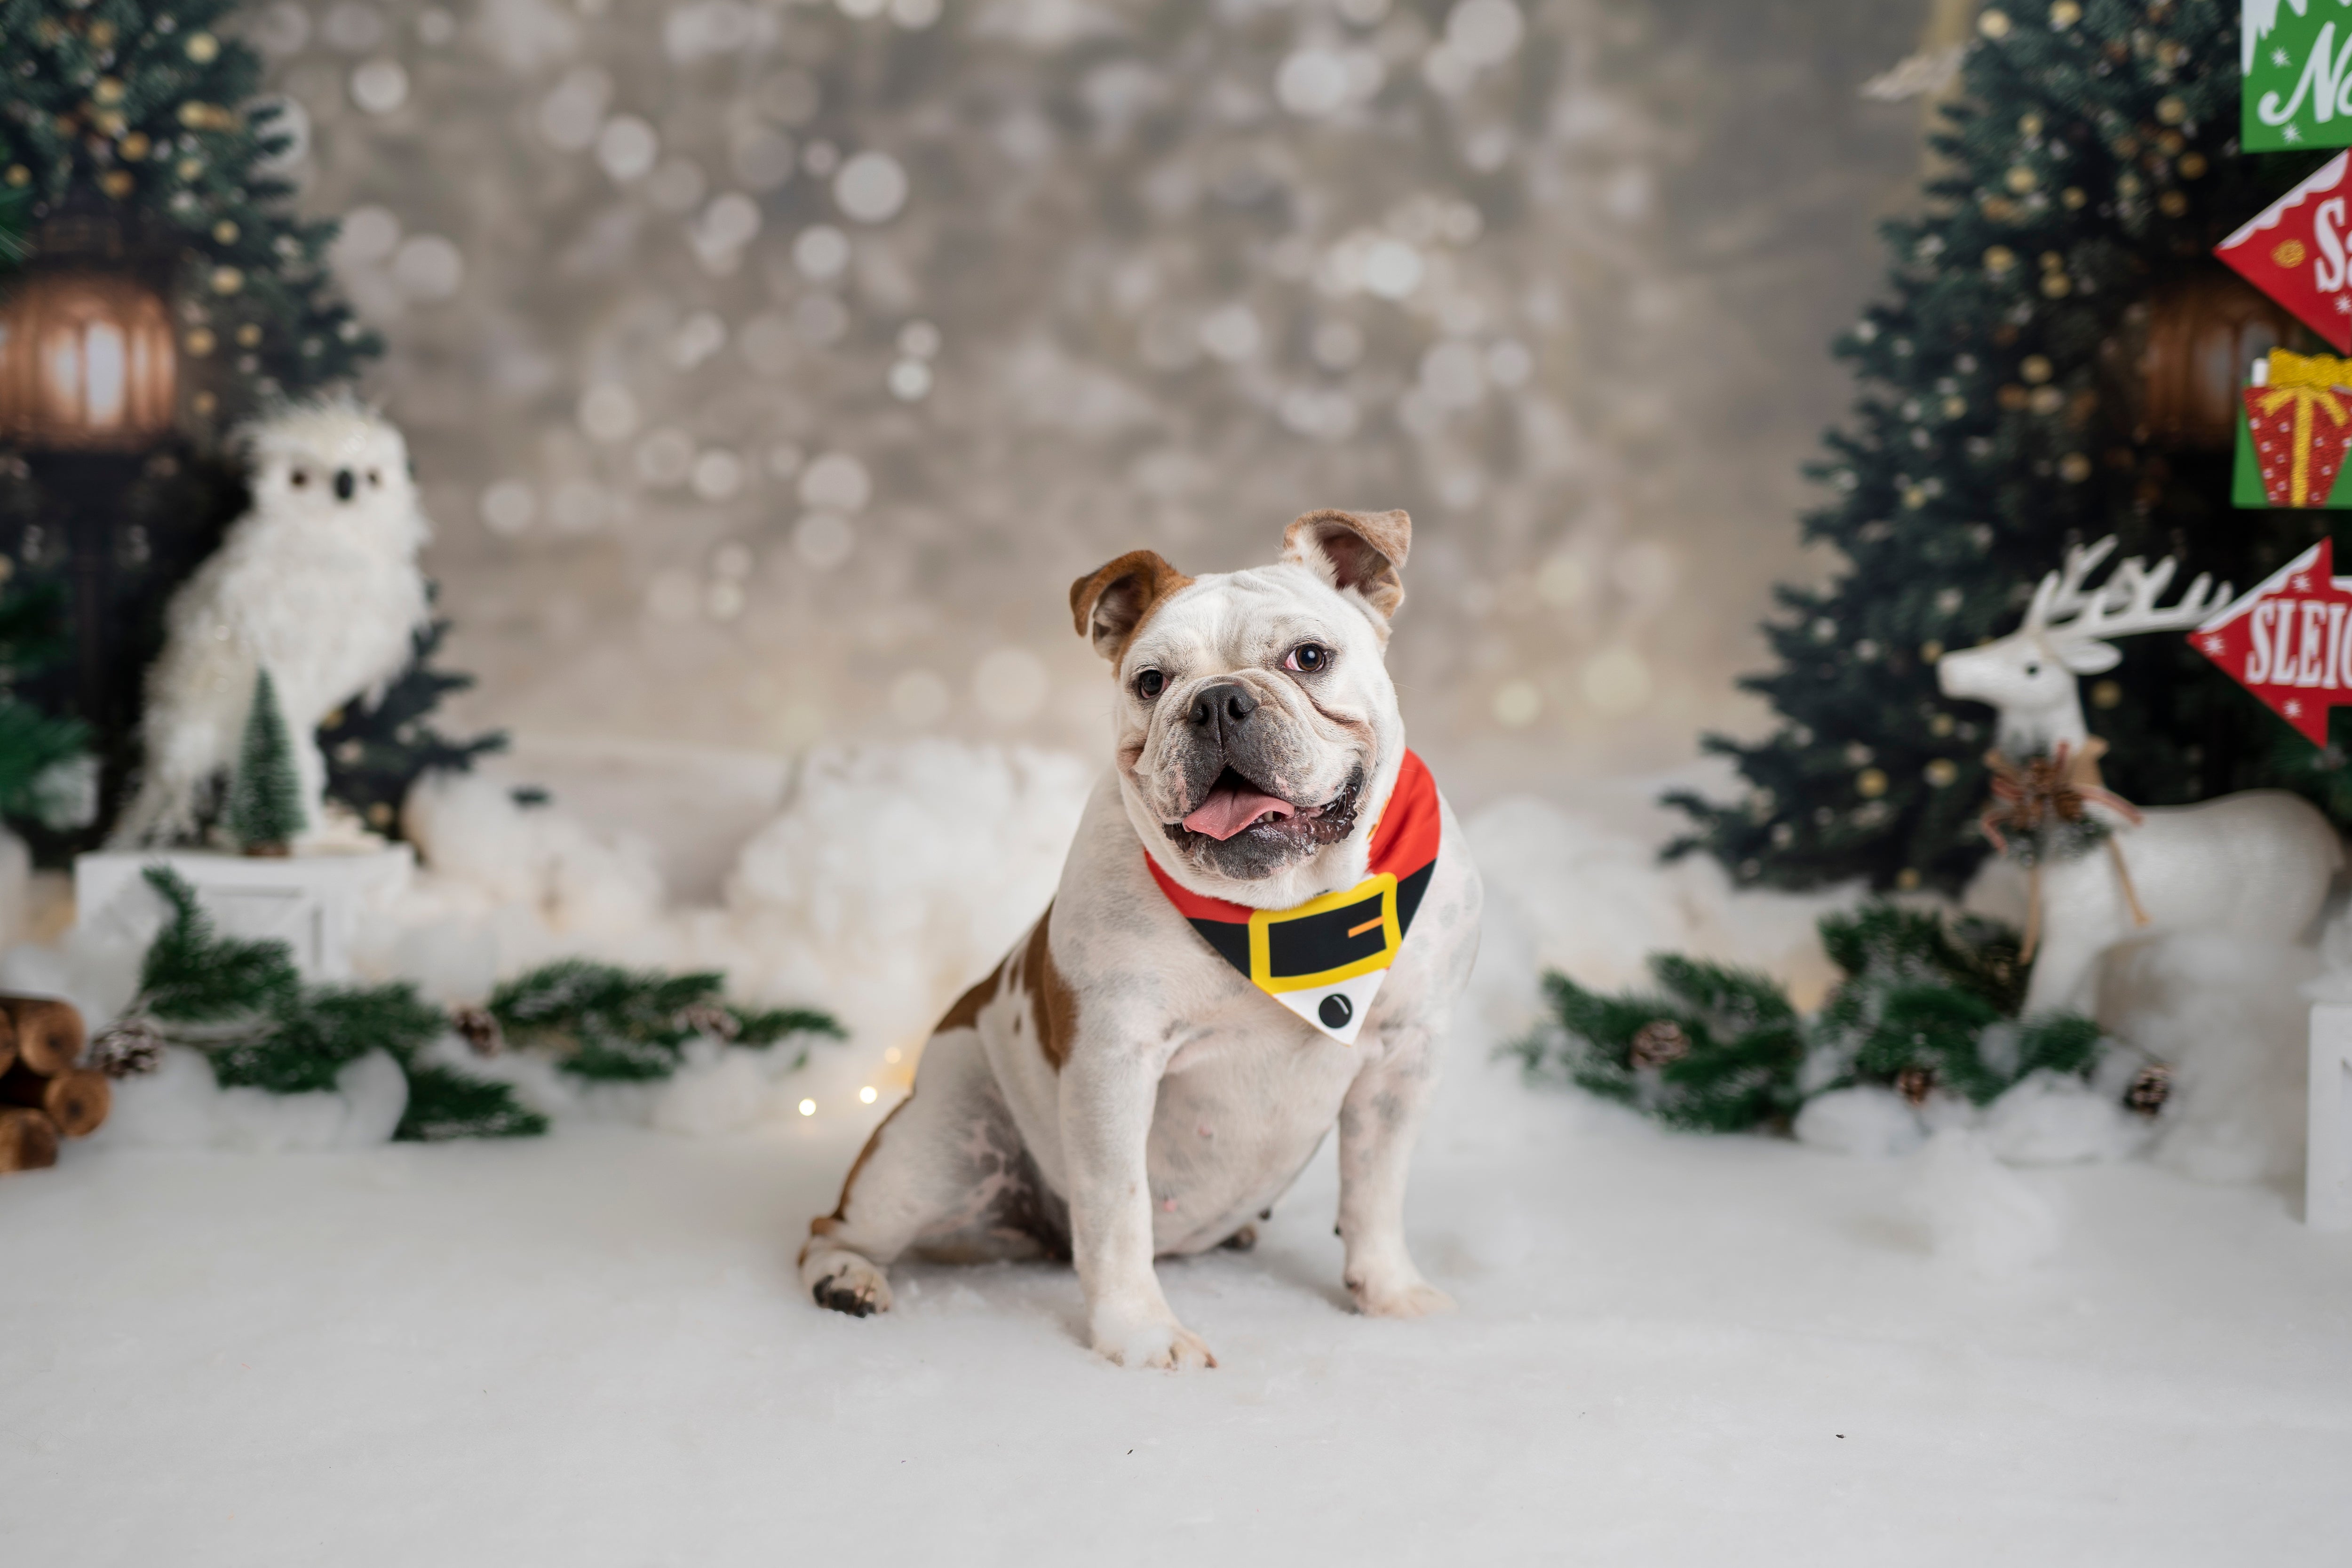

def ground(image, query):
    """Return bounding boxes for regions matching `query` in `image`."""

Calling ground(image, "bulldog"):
[797,508,1482,1368]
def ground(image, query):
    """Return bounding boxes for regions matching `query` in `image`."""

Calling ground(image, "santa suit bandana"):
[1144,750,1441,1046]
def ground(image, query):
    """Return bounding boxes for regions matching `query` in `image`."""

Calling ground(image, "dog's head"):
[1072,508,1410,907]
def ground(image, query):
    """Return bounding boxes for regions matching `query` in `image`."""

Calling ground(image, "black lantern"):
[0,205,236,844]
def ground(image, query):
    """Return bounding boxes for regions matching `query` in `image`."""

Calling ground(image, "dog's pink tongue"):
[1182,782,1296,841]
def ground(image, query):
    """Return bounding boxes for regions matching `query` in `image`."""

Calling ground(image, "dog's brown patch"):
[1015,903,1078,1071]
[807,951,1016,1252]
[808,1094,910,1250]
[1070,550,1192,664]
[934,958,1006,1036]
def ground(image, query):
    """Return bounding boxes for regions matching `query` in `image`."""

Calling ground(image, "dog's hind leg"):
[798,1014,1027,1317]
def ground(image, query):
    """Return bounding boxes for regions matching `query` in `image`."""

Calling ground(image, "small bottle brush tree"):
[226,669,302,855]
[1669,1,2343,895]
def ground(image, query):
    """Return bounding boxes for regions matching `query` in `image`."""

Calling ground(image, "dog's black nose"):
[1187,681,1258,731]
[333,468,357,501]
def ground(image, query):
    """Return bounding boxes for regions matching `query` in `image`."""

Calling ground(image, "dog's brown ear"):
[1282,509,1410,621]
[1070,550,1191,663]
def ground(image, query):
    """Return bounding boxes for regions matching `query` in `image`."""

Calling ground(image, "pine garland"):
[1519,957,1807,1134]
[101,869,846,1138]
[112,867,540,1134]
[1513,903,2115,1133]
[488,959,845,1084]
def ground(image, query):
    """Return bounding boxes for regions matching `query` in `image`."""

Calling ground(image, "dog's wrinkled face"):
[1072,509,1410,901]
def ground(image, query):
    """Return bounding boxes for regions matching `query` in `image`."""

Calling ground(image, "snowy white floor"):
[7,1052,2350,1567]
[6,744,2350,1563]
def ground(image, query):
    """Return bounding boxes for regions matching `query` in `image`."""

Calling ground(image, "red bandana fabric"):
[1144,750,1442,1044]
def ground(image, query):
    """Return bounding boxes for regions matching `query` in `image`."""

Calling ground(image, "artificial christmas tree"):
[316,613,505,840]
[1669,0,2348,894]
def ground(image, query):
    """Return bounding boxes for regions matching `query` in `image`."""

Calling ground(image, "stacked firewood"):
[0,995,105,1174]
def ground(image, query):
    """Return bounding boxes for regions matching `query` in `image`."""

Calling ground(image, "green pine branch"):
[120,868,536,1136]
[1513,902,2109,1133]
[489,958,845,1083]
[318,613,508,837]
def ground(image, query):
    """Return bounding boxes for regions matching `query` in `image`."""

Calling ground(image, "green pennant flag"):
[2246,0,2352,152]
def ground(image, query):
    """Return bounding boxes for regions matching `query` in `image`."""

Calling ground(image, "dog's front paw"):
[806,1251,893,1318]
[1346,1268,1456,1320]
[1091,1310,1217,1370]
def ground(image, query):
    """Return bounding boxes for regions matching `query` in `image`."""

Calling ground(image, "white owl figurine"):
[111,400,432,848]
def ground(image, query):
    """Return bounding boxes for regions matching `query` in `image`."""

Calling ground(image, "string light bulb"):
[858,1085,878,1104]
[798,1098,816,1117]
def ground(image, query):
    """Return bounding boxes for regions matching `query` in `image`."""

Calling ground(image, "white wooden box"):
[74,847,413,982]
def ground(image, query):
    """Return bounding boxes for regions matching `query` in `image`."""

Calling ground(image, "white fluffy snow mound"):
[1795,1084,1926,1159]
[722,739,1095,1051]
[2100,931,2323,1186]
[99,1047,408,1152]
[1461,788,1850,1051]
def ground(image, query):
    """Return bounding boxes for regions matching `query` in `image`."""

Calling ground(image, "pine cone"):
[1629,1019,1689,1070]
[680,1001,740,1042]
[1894,1065,1937,1106]
[86,1016,164,1079]
[450,1005,504,1057]
[2125,1063,2172,1117]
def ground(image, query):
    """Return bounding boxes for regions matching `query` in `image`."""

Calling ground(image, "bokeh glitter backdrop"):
[257,0,1927,797]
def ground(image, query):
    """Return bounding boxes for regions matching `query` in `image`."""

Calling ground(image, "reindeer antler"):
[2022,537,2118,632]
[2024,536,2231,645]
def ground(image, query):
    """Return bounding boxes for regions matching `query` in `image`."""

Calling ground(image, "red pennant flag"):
[2216,151,2352,354]
[2189,538,2352,745]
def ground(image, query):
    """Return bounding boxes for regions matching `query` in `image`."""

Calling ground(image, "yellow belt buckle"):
[1247,872,1399,994]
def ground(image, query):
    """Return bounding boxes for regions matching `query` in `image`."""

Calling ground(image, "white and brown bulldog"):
[797,508,1482,1368]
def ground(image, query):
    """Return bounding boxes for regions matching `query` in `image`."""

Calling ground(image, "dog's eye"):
[1284,644,1330,674]
[290,469,309,489]
[1135,669,1166,700]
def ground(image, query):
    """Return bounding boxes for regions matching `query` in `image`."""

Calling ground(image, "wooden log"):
[0,1005,14,1078]
[0,995,85,1076]
[0,1107,58,1174]
[0,1065,109,1138]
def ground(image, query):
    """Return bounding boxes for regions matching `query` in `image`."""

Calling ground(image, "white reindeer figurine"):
[1938,538,2343,1014]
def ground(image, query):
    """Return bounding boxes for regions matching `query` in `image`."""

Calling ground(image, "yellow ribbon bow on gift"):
[2259,348,2352,506]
